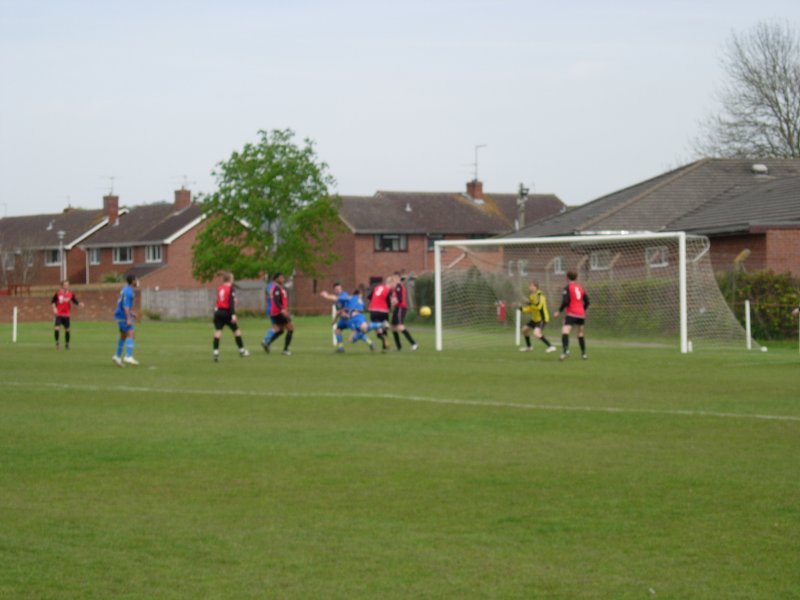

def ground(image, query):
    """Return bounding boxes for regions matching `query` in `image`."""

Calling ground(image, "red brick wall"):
[708,234,767,272]
[702,230,800,275]
[0,287,139,323]
[142,227,220,290]
[765,229,800,276]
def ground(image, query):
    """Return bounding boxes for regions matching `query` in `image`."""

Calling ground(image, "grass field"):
[1,316,799,599]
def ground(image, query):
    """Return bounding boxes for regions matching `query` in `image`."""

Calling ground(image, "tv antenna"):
[102,175,119,195]
[173,175,197,190]
[473,144,487,181]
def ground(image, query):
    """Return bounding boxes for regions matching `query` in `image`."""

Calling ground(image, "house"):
[507,159,800,276]
[0,204,121,291]
[80,188,209,288]
[293,180,566,313]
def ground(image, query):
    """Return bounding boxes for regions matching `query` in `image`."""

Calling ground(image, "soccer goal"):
[433,232,755,353]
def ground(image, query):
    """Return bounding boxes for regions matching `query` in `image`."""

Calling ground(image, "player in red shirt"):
[553,270,590,361]
[51,279,84,350]
[262,272,294,355]
[390,272,418,351]
[367,275,392,351]
[212,272,250,362]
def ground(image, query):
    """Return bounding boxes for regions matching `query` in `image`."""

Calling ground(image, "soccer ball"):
[419,306,432,318]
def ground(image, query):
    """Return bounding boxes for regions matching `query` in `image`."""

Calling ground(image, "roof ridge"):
[581,158,712,231]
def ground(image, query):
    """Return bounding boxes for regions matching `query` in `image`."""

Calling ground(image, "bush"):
[716,270,800,339]
[102,272,123,283]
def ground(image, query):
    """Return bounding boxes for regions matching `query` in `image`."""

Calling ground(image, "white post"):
[434,242,443,351]
[744,300,752,350]
[331,304,337,346]
[515,309,521,347]
[12,306,18,343]
[678,232,688,354]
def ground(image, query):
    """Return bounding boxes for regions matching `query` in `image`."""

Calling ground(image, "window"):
[88,248,101,265]
[3,253,14,271]
[507,259,528,276]
[552,256,565,274]
[145,245,162,263]
[113,246,133,264]
[645,246,668,268]
[590,250,612,271]
[45,249,61,266]
[25,253,34,268]
[374,234,407,252]
[427,234,444,250]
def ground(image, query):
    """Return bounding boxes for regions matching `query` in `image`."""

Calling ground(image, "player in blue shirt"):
[321,282,353,353]
[112,275,139,367]
[346,288,386,351]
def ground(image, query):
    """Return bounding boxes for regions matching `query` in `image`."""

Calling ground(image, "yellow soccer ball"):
[419,306,432,318]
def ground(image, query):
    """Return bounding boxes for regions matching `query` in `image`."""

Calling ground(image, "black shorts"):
[564,316,585,326]
[213,309,237,331]
[271,313,290,327]
[370,311,389,323]
[391,307,407,326]
[525,320,545,330]
[54,316,71,329]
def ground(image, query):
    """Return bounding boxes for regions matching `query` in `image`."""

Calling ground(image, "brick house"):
[293,180,566,313]
[508,159,800,276]
[0,204,124,291]
[80,188,212,288]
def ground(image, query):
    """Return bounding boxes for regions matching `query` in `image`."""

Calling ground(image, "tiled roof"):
[508,159,800,238]
[0,208,108,250]
[668,175,800,233]
[83,203,203,246]
[339,191,565,235]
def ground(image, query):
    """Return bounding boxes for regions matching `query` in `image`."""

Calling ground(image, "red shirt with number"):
[215,283,234,311]
[368,283,391,312]
[565,282,587,318]
[52,290,79,317]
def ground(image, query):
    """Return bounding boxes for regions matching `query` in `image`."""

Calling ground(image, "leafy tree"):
[694,20,800,158]
[192,129,341,281]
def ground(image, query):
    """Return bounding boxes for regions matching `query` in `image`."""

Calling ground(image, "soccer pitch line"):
[6,380,800,423]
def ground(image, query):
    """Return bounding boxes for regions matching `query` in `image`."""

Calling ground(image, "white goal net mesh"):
[434,234,754,351]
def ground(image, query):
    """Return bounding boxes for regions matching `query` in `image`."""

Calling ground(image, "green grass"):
[1,317,799,599]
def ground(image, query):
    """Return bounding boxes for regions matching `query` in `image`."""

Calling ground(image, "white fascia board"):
[164,214,206,245]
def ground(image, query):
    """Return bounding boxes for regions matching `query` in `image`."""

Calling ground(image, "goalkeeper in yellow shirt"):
[517,281,558,353]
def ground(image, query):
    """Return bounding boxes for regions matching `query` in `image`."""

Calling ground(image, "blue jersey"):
[334,291,351,315]
[347,294,365,316]
[114,285,135,320]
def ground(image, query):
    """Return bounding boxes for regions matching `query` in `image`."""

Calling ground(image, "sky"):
[1,0,798,217]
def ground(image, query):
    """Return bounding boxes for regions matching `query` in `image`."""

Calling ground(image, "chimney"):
[466,179,484,201]
[174,188,192,211]
[103,194,119,224]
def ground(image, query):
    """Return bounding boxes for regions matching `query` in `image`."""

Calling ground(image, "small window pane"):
[590,250,612,271]
[646,246,668,268]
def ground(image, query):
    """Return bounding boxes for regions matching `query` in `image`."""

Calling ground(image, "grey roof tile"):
[508,158,800,238]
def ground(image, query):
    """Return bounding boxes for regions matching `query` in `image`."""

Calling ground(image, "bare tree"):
[694,21,800,158]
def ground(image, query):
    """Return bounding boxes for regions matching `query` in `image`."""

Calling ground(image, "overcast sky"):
[1,0,797,217]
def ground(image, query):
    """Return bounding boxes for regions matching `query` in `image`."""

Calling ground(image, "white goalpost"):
[433,232,755,353]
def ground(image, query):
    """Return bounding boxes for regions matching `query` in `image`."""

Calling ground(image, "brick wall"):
[709,230,800,276]
[708,234,767,272]
[765,228,800,276]
[142,227,220,290]
[0,287,138,323]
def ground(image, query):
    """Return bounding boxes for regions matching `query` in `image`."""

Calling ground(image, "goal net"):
[433,232,755,352]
